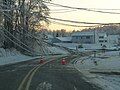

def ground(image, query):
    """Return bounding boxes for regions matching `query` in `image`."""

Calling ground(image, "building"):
[95,32,108,46]
[71,31,120,50]
[71,32,95,44]
[72,31,109,44]
[108,35,119,45]
[52,37,72,43]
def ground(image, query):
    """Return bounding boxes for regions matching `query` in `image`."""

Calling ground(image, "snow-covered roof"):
[108,35,119,37]
[97,32,107,36]
[47,35,54,39]
[56,37,72,41]
[72,31,94,36]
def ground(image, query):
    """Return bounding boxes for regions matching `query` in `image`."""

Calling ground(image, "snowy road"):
[0,55,101,90]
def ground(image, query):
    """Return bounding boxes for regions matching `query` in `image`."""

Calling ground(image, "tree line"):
[0,0,51,55]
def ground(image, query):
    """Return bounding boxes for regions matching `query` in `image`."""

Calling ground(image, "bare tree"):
[0,0,51,55]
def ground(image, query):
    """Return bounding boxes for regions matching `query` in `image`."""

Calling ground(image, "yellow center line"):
[25,66,41,90]
[17,56,66,90]
[17,66,38,90]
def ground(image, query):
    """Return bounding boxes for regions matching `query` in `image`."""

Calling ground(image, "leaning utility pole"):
[20,0,26,45]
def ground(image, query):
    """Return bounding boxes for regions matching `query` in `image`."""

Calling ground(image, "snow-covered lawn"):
[0,48,67,66]
[74,51,120,90]
[0,48,41,65]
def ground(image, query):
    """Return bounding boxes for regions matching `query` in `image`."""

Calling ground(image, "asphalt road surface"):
[0,55,102,90]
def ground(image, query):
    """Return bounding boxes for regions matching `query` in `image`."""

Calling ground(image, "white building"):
[71,31,95,44]
[95,32,108,46]
[108,35,119,45]
[72,31,120,50]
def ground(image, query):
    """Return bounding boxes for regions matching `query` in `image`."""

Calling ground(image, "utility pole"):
[94,30,96,44]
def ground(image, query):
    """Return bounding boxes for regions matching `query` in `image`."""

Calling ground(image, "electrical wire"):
[44,1,120,14]
[47,17,120,25]
[3,32,33,54]
[51,20,100,27]
[45,1,120,10]
[2,8,120,26]
[50,9,74,11]
[2,1,120,26]
[2,27,39,55]
[50,9,77,13]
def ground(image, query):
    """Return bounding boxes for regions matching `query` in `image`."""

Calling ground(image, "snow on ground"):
[54,43,118,52]
[0,48,41,65]
[0,47,67,66]
[74,51,120,90]
[47,46,69,54]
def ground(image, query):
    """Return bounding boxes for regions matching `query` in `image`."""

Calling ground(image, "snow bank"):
[74,51,120,90]
[76,56,120,70]
[0,48,40,66]
[0,48,21,57]
[0,47,67,66]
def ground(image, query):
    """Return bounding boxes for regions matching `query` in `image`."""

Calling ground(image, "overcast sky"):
[47,0,120,31]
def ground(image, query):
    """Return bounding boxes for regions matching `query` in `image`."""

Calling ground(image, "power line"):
[51,20,100,27]
[44,1,120,14]
[2,1,120,26]
[50,9,74,11]
[2,27,39,55]
[47,16,120,25]
[3,32,33,54]
[45,2,120,10]
[6,22,53,55]
[50,9,77,13]
[88,8,120,11]
[2,8,120,26]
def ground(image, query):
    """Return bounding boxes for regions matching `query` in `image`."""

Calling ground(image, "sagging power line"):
[51,20,100,27]
[44,1,120,14]
[47,17,120,25]
[50,9,77,13]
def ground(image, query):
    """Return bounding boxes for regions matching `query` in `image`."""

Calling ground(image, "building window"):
[75,36,78,39]
[86,36,90,39]
[86,42,91,44]
[99,40,104,42]
[99,36,104,38]
[105,40,107,42]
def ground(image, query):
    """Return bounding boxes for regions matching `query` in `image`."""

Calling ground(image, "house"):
[71,31,120,50]
[72,31,109,44]
[108,35,119,45]
[71,31,95,44]
[56,37,72,43]
[95,32,108,46]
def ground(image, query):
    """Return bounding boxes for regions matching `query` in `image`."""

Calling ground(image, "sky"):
[46,0,120,32]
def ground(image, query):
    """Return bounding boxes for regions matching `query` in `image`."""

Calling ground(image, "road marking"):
[17,56,67,90]
[25,66,40,90]
[17,66,37,90]
[17,60,57,90]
